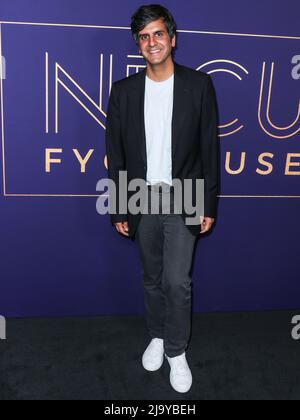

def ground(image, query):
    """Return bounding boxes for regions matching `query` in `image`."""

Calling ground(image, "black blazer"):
[105,61,220,239]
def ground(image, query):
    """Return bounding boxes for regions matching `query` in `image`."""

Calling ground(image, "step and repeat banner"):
[0,0,299,317]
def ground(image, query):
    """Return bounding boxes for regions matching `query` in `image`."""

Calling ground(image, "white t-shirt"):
[144,74,174,186]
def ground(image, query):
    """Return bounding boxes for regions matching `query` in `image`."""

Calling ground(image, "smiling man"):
[105,4,219,393]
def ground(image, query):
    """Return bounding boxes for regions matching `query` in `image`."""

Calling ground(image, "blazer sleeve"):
[105,82,128,224]
[200,75,220,218]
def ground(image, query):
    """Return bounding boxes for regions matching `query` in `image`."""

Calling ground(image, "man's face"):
[137,18,176,66]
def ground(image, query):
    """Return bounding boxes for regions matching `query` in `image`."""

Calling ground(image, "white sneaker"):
[142,338,164,371]
[166,352,193,393]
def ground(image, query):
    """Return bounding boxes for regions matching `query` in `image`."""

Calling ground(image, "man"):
[105,4,219,393]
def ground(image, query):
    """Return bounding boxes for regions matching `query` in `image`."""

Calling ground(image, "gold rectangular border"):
[0,21,299,198]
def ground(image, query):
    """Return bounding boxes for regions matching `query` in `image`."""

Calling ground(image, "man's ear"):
[172,34,176,48]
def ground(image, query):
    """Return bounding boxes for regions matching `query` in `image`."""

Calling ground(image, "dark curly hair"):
[131,4,177,44]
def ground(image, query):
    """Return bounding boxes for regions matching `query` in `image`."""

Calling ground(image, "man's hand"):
[114,221,129,237]
[200,217,215,234]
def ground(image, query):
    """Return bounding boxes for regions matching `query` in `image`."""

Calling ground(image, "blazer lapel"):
[171,63,190,161]
[132,62,189,169]
[131,68,147,167]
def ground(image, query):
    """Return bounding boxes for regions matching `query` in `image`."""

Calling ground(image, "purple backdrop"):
[0,0,299,318]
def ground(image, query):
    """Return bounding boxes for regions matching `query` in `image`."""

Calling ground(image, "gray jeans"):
[135,188,197,358]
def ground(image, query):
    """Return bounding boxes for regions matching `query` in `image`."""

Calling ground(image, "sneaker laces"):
[172,356,188,375]
[150,339,164,355]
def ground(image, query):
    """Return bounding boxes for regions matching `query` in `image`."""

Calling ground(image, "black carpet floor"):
[1,310,300,400]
